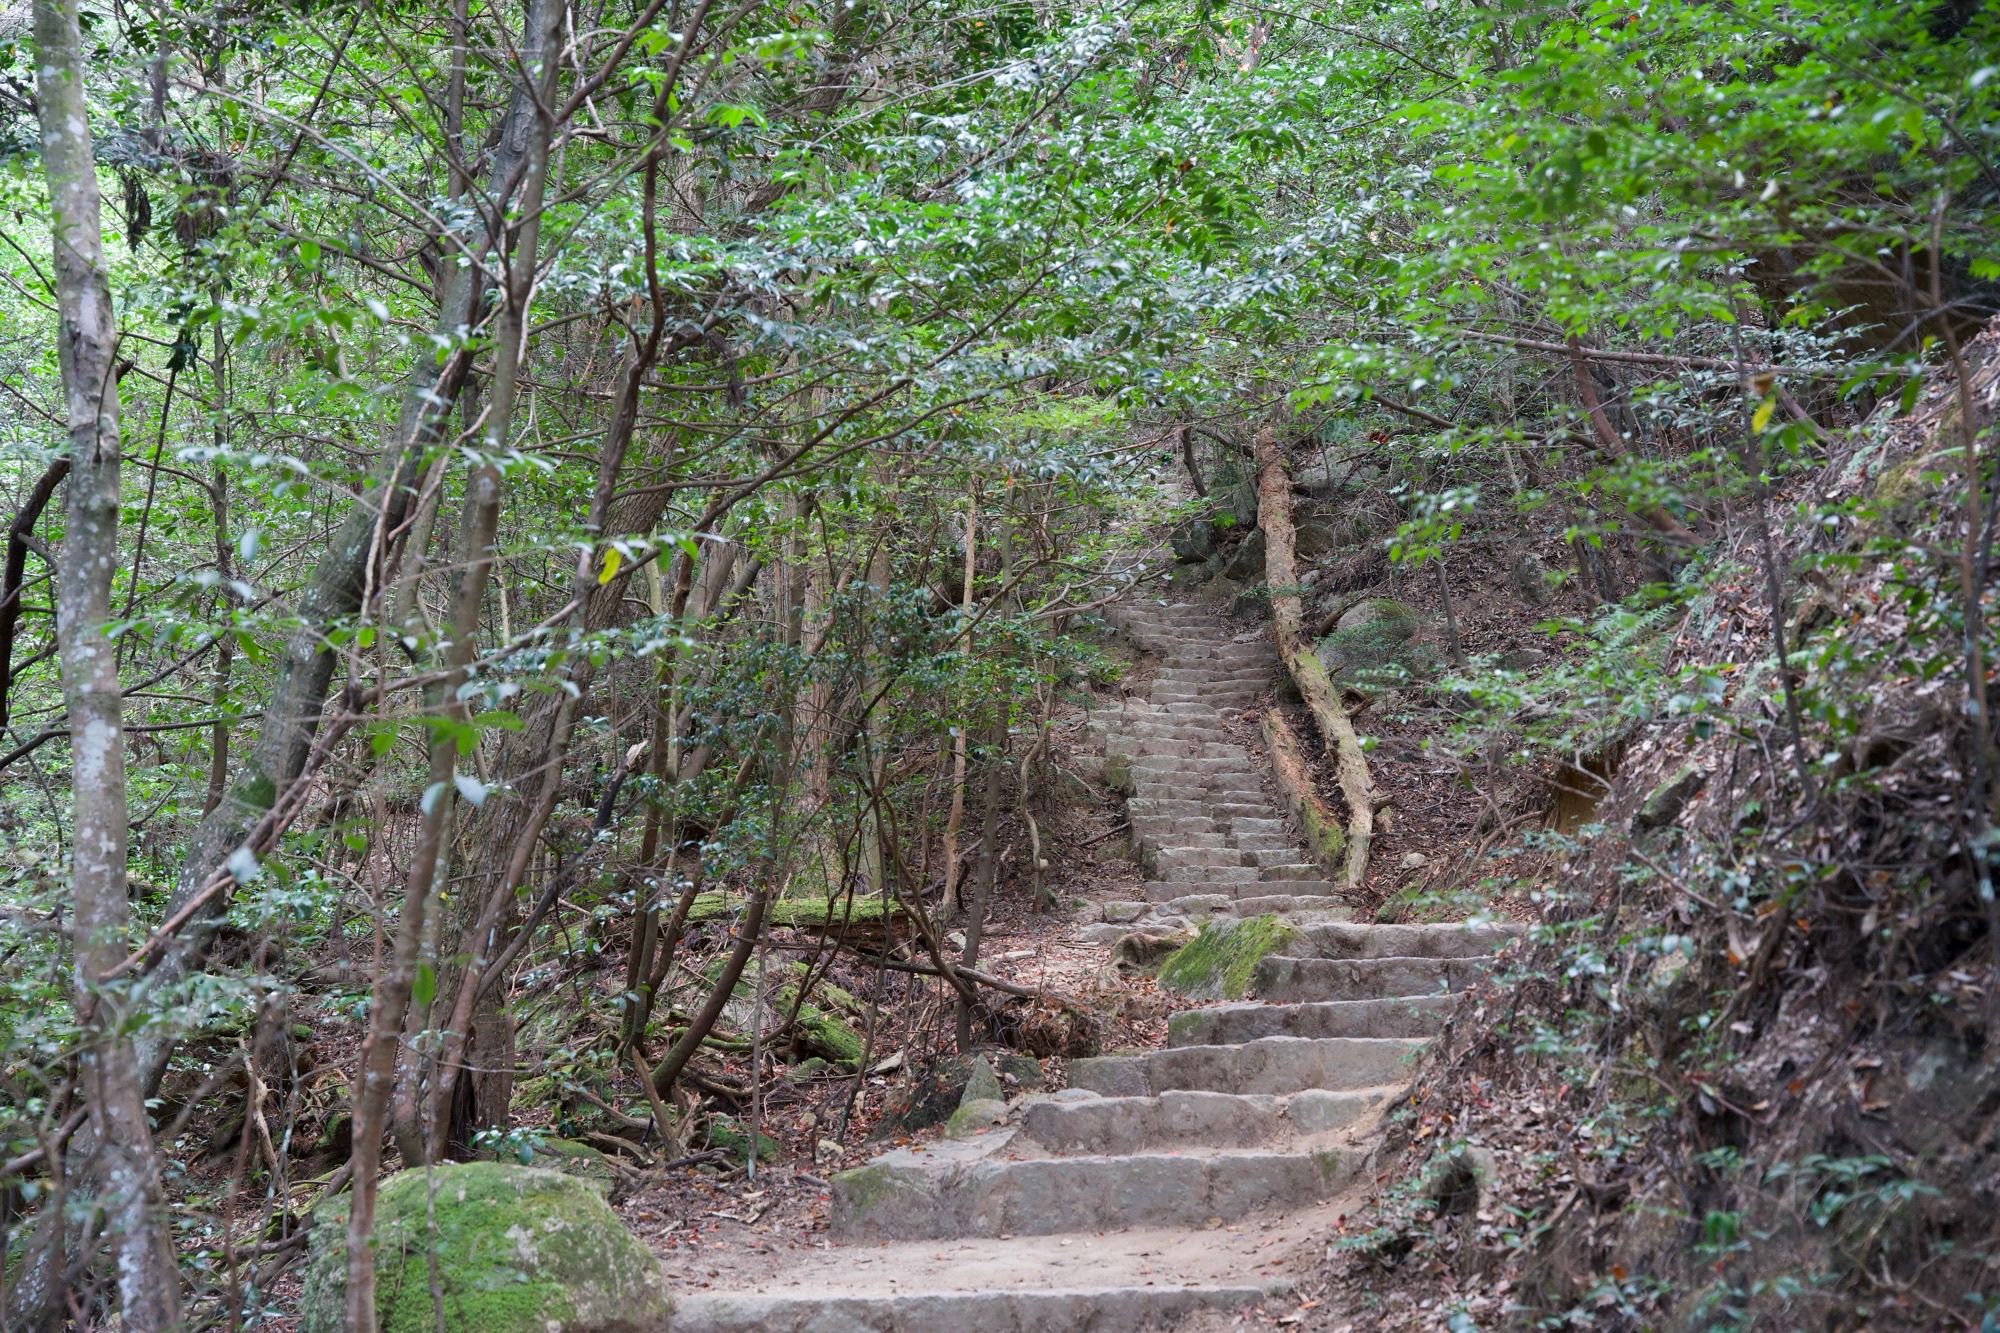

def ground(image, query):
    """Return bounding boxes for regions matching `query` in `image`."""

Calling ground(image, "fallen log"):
[1261,709,1347,876]
[1255,422,1380,889]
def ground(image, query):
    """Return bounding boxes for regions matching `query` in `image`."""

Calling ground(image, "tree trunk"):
[1255,422,1379,891]
[32,0,182,1322]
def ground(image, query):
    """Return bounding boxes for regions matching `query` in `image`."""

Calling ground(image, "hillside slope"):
[1301,330,2000,1328]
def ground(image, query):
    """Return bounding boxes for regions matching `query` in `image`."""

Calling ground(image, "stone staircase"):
[670,598,1520,1332]
[1077,600,1352,938]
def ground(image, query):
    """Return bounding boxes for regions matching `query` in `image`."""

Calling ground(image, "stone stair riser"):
[1066,1035,1425,1098]
[1253,955,1493,1003]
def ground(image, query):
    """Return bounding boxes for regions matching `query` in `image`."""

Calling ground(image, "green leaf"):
[598,547,623,585]
[413,962,436,1009]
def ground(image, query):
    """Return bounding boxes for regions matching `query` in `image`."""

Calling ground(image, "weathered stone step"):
[1253,954,1493,1003]
[1015,1086,1392,1156]
[1153,893,1351,922]
[1153,670,1272,684]
[1168,994,1459,1046]
[1066,1035,1424,1098]
[1142,878,1336,900]
[1151,862,1260,885]
[1107,739,1248,758]
[1130,756,1261,777]
[673,1285,1282,1333]
[1296,921,1525,959]
[831,1142,1360,1241]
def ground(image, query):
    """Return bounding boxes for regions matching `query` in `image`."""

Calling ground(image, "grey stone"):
[1171,518,1217,563]
[1633,763,1707,832]
[1295,519,1342,559]
[671,1285,1285,1332]
[962,1056,1005,1106]
[1222,528,1266,581]
[1511,552,1555,606]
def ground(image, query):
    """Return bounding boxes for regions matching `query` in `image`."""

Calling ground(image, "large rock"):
[1157,915,1302,1001]
[1218,475,1259,528]
[1315,598,1433,690]
[1222,528,1266,582]
[1171,518,1217,563]
[1294,518,1342,559]
[300,1162,671,1333]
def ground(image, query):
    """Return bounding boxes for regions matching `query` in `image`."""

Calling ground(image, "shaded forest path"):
[671,600,1519,1332]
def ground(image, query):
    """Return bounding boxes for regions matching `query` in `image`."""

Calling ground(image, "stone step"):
[1143,875,1316,899]
[830,1141,1360,1241]
[1126,754,1260,773]
[1015,1086,1393,1156]
[1253,954,1493,1003]
[1168,995,1459,1046]
[1153,845,1258,866]
[1106,720,1235,737]
[1066,1035,1425,1098]
[673,1285,1281,1333]
[1224,888,1336,908]
[1157,869,1262,887]
[1107,740,1248,758]
[1295,921,1525,959]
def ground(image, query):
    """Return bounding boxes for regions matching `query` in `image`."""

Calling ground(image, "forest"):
[2,0,1997,1328]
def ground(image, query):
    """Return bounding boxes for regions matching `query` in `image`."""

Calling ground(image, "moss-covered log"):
[1255,422,1380,888]
[1262,710,1347,875]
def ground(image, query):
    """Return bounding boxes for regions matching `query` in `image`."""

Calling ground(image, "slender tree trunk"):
[343,0,560,1320]
[33,0,182,1322]
[941,484,978,912]
[1255,422,1379,891]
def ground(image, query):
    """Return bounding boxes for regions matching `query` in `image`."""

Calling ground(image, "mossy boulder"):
[299,1161,670,1333]
[705,1115,780,1163]
[1315,598,1434,691]
[1157,915,1302,1001]
[710,959,868,1069]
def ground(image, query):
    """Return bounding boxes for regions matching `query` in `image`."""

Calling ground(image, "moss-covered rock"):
[299,1162,670,1333]
[709,959,869,1069]
[1157,915,1302,1001]
[705,1115,780,1163]
[1315,598,1434,691]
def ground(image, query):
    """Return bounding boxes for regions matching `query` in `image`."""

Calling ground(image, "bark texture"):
[32,0,182,1323]
[1254,422,1378,890]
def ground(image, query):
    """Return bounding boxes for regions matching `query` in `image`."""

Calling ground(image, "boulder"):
[1222,528,1266,581]
[1170,518,1217,563]
[1315,598,1434,691]
[707,1115,781,1163]
[875,1051,1018,1136]
[1294,518,1342,559]
[1219,475,1259,528]
[1156,915,1301,1001]
[1633,763,1708,832]
[300,1162,671,1333]
[1511,552,1556,606]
